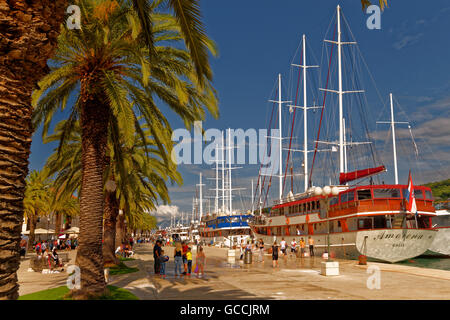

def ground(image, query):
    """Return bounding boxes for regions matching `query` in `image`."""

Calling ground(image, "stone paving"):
[18,243,450,299]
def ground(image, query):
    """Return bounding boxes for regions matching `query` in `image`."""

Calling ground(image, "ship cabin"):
[200,214,252,238]
[253,185,435,237]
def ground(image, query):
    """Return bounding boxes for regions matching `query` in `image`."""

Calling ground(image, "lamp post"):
[314,186,340,276]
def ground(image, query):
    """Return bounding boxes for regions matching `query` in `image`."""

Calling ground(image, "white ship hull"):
[201,234,252,247]
[426,210,450,256]
[254,228,437,263]
[427,227,450,256]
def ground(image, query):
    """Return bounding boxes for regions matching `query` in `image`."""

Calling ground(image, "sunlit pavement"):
[110,243,450,300]
[16,243,450,299]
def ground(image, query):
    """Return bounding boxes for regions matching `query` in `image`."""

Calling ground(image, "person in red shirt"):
[181,241,189,275]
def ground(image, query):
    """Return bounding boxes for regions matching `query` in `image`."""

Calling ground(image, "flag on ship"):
[405,171,417,215]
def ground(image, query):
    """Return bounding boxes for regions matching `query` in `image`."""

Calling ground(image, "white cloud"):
[151,205,180,217]
[393,33,424,50]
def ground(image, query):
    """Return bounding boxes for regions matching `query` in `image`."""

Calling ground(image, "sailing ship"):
[427,202,450,256]
[197,130,253,247]
[249,5,437,263]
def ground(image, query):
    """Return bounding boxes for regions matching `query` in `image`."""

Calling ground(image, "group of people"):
[153,240,206,278]
[33,238,77,255]
[34,246,64,270]
[271,236,315,267]
[238,236,315,268]
[115,242,134,258]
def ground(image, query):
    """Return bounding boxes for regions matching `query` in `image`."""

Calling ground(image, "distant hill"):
[422,179,450,201]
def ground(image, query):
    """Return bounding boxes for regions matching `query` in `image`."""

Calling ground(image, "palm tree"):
[44,117,181,267]
[23,171,51,251]
[0,0,215,299]
[32,1,217,297]
[0,0,68,300]
[50,192,79,237]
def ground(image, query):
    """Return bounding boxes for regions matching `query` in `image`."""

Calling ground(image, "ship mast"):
[290,35,319,192]
[197,173,204,221]
[228,128,233,213]
[320,5,364,181]
[268,74,290,199]
[337,5,344,175]
[377,93,409,184]
[215,144,219,213]
[278,74,283,199]
[221,131,225,212]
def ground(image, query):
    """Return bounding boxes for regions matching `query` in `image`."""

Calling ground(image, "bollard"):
[244,250,252,264]
[358,255,367,265]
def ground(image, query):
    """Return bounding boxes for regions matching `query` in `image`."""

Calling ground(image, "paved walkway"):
[109,243,450,300]
[18,243,450,299]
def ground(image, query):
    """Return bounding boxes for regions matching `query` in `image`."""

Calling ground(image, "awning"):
[63,227,80,234]
[22,228,55,235]
[339,165,386,185]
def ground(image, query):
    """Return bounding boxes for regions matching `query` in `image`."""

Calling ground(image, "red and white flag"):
[405,171,417,214]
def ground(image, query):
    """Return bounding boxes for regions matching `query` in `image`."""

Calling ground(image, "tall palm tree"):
[45,119,181,266]
[50,192,79,237]
[33,1,217,297]
[23,171,51,251]
[0,0,67,300]
[0,0,215,299]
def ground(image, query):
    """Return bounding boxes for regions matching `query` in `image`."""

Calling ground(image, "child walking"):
[159,249,169,278]
[196,246,206,278]
[186,247,193,276]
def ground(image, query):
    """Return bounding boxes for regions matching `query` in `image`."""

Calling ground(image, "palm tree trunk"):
[54,212,62,236]
[26,215,37,252]
[75,97,109,297]
[103,190,119,266]
[0,0,67,300]
[116,212,125,247]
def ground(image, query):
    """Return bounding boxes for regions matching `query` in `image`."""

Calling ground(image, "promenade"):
[18,243,450,299]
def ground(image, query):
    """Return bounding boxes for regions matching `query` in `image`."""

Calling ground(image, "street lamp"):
[314,186,340,276]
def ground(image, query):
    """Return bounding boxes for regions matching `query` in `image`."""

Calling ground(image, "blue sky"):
[29,1,450,223]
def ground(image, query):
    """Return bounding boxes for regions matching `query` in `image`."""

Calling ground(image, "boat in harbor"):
[427,203,450,256]
[197,131,253,247]
[249,5,437,263]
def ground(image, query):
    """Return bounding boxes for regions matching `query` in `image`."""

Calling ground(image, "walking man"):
[308,236,314,257]
[280,238,287,257]
[300,237,306,257]
[290,238,297,258]
[153,240,162,275]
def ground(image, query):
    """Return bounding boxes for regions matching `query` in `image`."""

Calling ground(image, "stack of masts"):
[208,129,245,217]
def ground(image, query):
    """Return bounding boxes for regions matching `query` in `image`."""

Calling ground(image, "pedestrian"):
[174,242,183,277]
[20,238,27,258]
[195,246,206,278]
[186,247,193,276]
[308,236,314,256]
[272,241,279,268]
[153,240,162,275]
[258,239,265,263]
[280,237,287,258]
[239,239,245,260]
[35,241,41,255]
[181,241,189,275]
[300,238,306,257]
[290,238,297,257]
[41,241,47,253]
[159,249,169,278]
[51,248,61,268]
